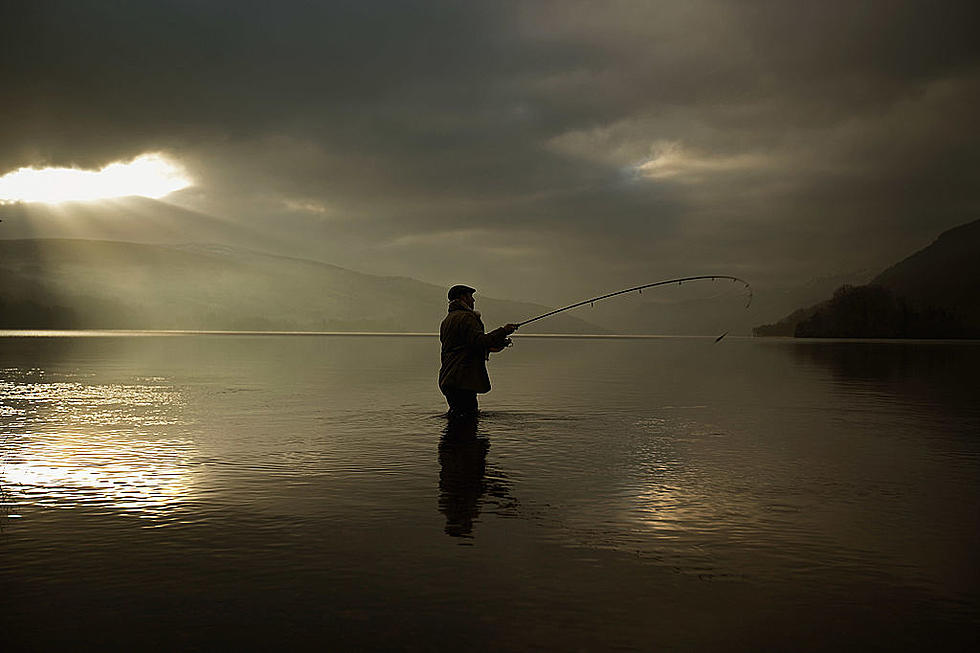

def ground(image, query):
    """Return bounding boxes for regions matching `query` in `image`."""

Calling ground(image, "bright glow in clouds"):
[636,142,769,181]
[0,153,192,204]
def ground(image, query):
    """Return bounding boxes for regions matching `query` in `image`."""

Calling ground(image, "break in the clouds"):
[0,154,190,204]
[2,0,978,302]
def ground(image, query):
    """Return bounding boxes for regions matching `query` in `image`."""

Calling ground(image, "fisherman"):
[438,284,519,417]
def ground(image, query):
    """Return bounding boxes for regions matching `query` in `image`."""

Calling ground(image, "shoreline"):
[1,329,979,344]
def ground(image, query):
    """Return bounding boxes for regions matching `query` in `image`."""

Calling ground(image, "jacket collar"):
[448,299,480,317]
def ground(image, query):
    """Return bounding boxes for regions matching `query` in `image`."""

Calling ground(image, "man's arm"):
[470,319,519,351]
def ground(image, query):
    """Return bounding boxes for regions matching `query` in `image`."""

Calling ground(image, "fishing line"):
[516,276,753,336]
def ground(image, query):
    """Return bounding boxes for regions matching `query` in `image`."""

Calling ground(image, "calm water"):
[1,334,978,651]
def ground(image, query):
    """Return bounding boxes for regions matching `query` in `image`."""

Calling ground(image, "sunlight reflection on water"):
[2,372,195,516]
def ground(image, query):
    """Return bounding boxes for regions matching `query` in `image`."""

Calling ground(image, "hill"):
[754,218,980,338]
[0,239,604,334]
[1,198,874,336]
[872,218,980,327]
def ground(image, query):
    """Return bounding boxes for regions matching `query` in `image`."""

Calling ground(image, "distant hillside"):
[1,200,871,336]
[872,218,980,327]
[0,239,604,334]
[755,218,980,338]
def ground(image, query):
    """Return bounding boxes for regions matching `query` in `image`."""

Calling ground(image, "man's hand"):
[503,323,520,335]
[488,337,512,353]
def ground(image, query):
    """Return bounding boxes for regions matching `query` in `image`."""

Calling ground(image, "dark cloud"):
[2,0,978,306]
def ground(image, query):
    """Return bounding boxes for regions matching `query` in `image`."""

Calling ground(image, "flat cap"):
[448,284,476,300]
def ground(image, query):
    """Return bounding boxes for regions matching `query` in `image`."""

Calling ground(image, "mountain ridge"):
[0,238,606,334]
[754,218,980,338]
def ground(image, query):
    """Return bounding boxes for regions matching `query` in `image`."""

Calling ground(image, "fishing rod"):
[516,275,753,330]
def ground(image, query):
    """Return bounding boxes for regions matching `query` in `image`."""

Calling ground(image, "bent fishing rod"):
[515,275,753,337]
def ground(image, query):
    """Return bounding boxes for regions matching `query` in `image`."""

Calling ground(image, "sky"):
[2,0,978,304]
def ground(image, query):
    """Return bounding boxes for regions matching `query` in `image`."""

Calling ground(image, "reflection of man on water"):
[438,414,517,539]
[438,284,518,417]
[438,415,488,538]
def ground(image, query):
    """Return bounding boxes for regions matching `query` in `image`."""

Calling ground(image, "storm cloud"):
[2,0,978,303]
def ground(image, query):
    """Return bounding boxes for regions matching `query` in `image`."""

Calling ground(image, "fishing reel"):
[488,337,512,353]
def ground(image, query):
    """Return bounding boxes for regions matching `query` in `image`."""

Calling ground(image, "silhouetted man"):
[438,284,518,416]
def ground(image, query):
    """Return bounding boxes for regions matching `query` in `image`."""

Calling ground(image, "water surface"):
[2,334,978,650]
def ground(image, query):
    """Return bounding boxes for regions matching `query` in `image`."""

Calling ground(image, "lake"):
[1,333,978,651]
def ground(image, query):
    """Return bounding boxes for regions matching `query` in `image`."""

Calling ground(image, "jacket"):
[438,299,510,393]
